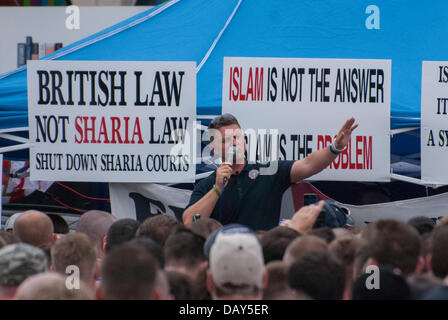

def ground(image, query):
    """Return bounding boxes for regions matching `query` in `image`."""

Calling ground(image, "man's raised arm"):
[290,117,358,183]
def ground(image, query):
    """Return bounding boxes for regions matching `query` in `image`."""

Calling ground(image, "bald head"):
[15,272,93,300]
[76,210,115,256]
[13,211,54,248]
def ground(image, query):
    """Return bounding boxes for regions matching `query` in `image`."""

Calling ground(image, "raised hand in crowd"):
[282,201,325,235]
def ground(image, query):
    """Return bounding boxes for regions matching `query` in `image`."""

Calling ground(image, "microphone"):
[223,146,237,185]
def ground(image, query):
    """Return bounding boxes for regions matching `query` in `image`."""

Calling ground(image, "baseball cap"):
[204,224,264,292]
[3,212,24,231]
[0,243,48,286]
[314,201,355,229]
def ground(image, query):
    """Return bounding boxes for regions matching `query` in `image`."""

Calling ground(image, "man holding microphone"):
[183,114,357,230]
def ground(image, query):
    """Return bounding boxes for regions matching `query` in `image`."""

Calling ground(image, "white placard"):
[27,60,196,183]
[421,61,448,184]
[222,57,391,181]
[0,154,2,229]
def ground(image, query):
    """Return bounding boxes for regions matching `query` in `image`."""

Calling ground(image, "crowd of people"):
[0,204,447,300]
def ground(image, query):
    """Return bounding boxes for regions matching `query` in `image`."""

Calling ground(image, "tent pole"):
[0,143,30,153]
[390,173,446,189]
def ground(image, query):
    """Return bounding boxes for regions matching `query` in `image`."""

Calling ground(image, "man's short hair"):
[101,243,158,300]
[207,113,240,130]
[430,226,448,279]
[15,272,93,300]
[289,251,345,300]
[366,219,421,276]
[76,210,115,250]
[130,236,164,268]
[283,235,328,267]
[166,270,198,300]
[137,214,184,247]
[105,218,140,252]
[263,261,290,300]
[164,230,206,269]
[329,235,365,281]
[51,232,96,283]
[189,218,222,239]
[0,231,19,245]
[308,227,335,244]
[261,226,300,263]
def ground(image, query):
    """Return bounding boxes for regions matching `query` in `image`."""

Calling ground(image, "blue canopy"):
[1,0,446,155]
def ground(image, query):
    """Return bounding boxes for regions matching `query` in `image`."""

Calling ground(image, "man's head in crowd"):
[189,218,222,239]
[428,225,448,279]
[101,243,158,300]
[352,265,410,300]
[51,232,97,290]
[205,224,267,300]
[263,261,291,300]
[329,235,365,299]
[308,227,335,244]
[332,227,352,239]
[364,219,423,276]
[105,218,140,252]
[164,230,207,280]
[166,270,198,300]
[137,214,184,247]
[130,236,165,268]
[76,210,116,259]
[14,272,93,300]
[289,250,345,300]
[13,210,57,248]
[261,226,300,263]
[283,235,328,267]
[407,273,443,299]
[0,231,19,245]
[0,243,47,299]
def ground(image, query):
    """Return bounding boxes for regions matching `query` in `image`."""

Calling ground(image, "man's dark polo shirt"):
[185,161,295,231]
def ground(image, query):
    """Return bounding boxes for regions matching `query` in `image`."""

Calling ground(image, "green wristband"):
[213,184,221,197]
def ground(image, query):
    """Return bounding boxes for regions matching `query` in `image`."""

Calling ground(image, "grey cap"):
[3,212,24,231]
[0,243,48,286]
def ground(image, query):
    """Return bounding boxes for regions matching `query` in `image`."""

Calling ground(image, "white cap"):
[209,229,264,291]
[4,212,24,231]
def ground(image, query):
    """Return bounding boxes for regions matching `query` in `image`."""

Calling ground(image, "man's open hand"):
[288,200,325,235]
[333,117,358,150]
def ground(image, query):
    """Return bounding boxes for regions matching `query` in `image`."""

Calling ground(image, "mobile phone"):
[303,193,318,206]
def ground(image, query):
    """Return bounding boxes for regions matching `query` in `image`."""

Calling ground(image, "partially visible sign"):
[222,57,391,181]
[421,61,448,183]
[27,60,196,183]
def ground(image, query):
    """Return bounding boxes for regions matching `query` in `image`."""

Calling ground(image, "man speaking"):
[183,114,357,230]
